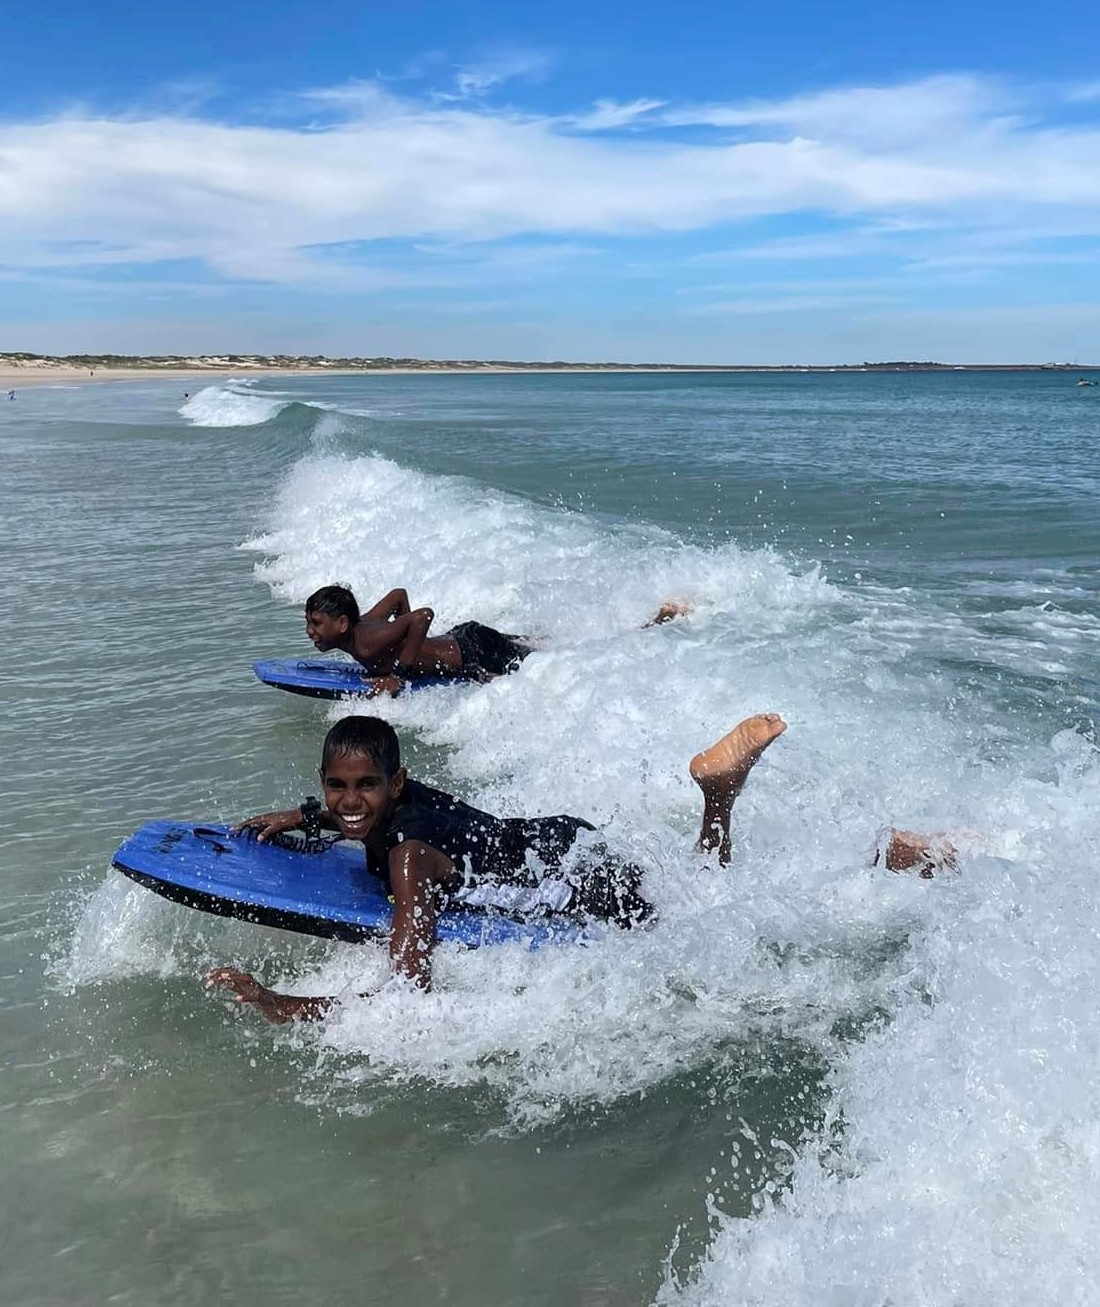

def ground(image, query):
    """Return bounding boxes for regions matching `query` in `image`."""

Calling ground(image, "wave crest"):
[180,384,291,427]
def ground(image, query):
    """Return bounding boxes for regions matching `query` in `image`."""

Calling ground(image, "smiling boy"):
[205,710,790,1022]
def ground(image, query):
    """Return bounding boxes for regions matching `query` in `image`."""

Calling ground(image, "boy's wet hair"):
[305,585,360,624]
[321,716,401,778]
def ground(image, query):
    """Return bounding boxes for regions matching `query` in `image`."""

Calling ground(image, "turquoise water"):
[2,371,1098,1304]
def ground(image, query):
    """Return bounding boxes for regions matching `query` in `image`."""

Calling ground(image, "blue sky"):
[2,0,1100,362]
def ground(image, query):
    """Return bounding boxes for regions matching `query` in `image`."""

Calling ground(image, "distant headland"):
[1,351,1098,386]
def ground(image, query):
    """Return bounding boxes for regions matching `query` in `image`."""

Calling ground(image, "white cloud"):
[0,74,1098,293]
[658,75,1014,147]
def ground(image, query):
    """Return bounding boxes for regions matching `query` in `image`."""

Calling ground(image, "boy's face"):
[305,609,349,651]
[320,750,405,842]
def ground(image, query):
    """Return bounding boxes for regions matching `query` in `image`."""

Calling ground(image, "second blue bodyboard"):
[111,821,589,949]
[252,657,470,700]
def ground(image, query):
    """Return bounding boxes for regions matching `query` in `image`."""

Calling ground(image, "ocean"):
[2,369,1098,1304]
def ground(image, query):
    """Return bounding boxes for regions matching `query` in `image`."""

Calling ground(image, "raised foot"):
[645,599,694,627]
[690,713,786,795]
[883,829,958,878]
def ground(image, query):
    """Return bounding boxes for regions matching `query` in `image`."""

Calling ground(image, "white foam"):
[180,384,291,427]
[72,440,1100,1301]
[238,444,1100,1297]
[660,759,1100,1307]
[242,450,833,641]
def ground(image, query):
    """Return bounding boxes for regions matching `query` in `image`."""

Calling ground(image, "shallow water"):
[1,370,1097,1304]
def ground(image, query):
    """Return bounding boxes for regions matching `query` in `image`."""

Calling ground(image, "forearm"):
[390,929,433,989]
[394,608,434,670]
[355,610,430,669]
[386,847,444,990]
[389,900,436,989]
[270,993,337,1022]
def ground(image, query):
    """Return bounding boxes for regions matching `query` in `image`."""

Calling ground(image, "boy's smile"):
[320,751,404,843]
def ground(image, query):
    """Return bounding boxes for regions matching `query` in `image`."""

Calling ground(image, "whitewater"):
[3,369,1098,1304]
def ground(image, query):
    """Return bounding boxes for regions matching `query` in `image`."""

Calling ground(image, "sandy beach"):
[2,358,1094,389]
[0,364,262,388]
[0,362,723,389]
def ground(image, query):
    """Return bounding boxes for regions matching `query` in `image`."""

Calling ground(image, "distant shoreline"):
[1,353,1098,389]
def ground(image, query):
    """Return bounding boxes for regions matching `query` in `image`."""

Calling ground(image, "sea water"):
[1,370,1097,1304]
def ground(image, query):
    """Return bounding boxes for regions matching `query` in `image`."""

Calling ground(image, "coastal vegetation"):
[1,352,1096,373]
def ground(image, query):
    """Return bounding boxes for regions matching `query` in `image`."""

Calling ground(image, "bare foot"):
[690,713,787,797]
[644,600,694,628]
[882,829,958,878]
[690,713,786,865]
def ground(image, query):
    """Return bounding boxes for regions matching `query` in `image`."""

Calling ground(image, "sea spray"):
[37,370,1100,1303]
[182,383,290,427]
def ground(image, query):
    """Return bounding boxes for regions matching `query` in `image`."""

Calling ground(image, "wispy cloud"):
[569,98,666,131]
[904,248,1100,271]
[1065,80,1100,104]
[658,75,1015,146]
[683,291,901,316]
[413,240,601,273]
[449,47,554,99]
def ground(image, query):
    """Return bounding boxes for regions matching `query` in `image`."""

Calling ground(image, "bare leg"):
[644,599,694,628]
[690,713,787,865]
[879,829,958,878]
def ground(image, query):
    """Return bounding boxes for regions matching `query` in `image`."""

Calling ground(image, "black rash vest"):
[362,778,655,927]
[365,777,594,891]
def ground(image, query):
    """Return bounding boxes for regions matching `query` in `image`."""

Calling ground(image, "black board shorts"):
[448,621,533,678]
[455,814,656,929]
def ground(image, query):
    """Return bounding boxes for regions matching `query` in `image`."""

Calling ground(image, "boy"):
[303,586,695,690]
[304,585,534,687]
[206,711,791,1022]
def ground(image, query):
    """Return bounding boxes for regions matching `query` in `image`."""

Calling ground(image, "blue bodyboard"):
[252,657,467,700]
[111,821,588,949]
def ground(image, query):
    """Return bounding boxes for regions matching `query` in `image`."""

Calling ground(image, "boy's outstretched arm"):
[204,969,335,1022]
[363,588,412,621]
[204,842,451,1022]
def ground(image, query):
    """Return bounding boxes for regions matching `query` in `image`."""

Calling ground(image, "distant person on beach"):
[7,390,15,401]
[303,585,692,692]
[206,711,947,1021]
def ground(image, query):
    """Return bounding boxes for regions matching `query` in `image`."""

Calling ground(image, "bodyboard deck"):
[252,657,465,700]
[111,821,587,948]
